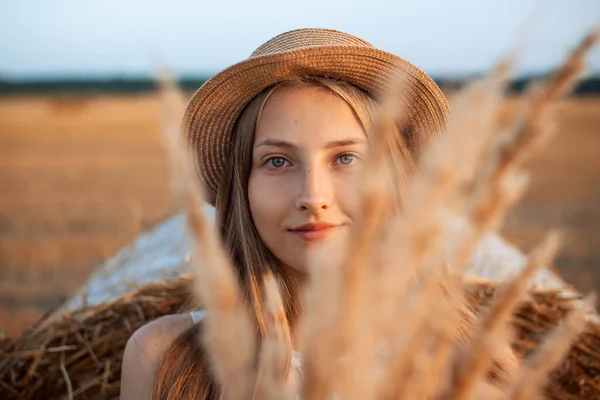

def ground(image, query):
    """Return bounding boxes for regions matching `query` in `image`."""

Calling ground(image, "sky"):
[1,0,599,80]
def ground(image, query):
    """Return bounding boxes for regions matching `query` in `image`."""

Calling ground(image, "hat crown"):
[250,28,374,58]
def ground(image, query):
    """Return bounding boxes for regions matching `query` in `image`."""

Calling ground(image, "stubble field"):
[0,94,599,337]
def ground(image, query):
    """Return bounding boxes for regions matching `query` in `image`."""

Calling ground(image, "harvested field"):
[0,94,599,338]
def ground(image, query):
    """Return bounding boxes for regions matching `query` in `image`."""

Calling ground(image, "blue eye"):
[268,157,287,168]
[336,153,356,165]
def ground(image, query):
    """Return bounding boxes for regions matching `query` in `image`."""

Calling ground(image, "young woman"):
[120,28,515,399]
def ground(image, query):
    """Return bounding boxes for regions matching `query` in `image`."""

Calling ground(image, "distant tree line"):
[0,77,209,96]
[438,76,600,95]
[1,75,600,96]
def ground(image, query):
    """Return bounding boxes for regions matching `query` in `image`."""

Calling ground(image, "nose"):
[295,166,333,213]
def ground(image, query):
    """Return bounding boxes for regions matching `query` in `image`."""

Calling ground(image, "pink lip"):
[289,222,341,241]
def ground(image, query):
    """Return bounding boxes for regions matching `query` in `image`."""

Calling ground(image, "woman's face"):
[248,85,368,276]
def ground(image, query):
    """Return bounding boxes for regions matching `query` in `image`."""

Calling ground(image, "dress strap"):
[189,310,205,324]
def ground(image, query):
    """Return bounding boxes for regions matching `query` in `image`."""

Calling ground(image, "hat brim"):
[182,45,450,206]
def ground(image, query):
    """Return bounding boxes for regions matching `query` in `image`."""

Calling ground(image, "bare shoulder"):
[120,313,196,399]
[127,313,194,365]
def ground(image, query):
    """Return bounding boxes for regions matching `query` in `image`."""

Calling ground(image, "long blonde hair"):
[152,76,416,399]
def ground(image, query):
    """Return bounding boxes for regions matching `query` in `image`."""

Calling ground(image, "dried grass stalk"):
[449,232,561,399]
[157,69,256,399]
[507,295,594,400]
[254,275,293,400]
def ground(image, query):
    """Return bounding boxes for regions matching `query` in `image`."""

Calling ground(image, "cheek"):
[248,172,291,243]
[332,174,363,222]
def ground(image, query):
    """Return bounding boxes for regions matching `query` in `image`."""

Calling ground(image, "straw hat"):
[182,28,450,206]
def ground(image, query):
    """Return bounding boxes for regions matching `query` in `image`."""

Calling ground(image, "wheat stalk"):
[458,29,600,262]
[367,55,513,400]
[299,75,411,400]
[254,275,293,399]
[157,69,256,400]
[449,232,561,399]
[507,295,594,400]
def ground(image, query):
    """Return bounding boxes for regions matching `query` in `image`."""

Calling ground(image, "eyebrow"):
[324,138,367,149]
[255,138,367,150]
[255,139,297,149]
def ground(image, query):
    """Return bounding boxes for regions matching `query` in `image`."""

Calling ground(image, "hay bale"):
[1,276,599,399]
[57,212,211,314]
[466,281,600,399]
[0,277,198,399]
